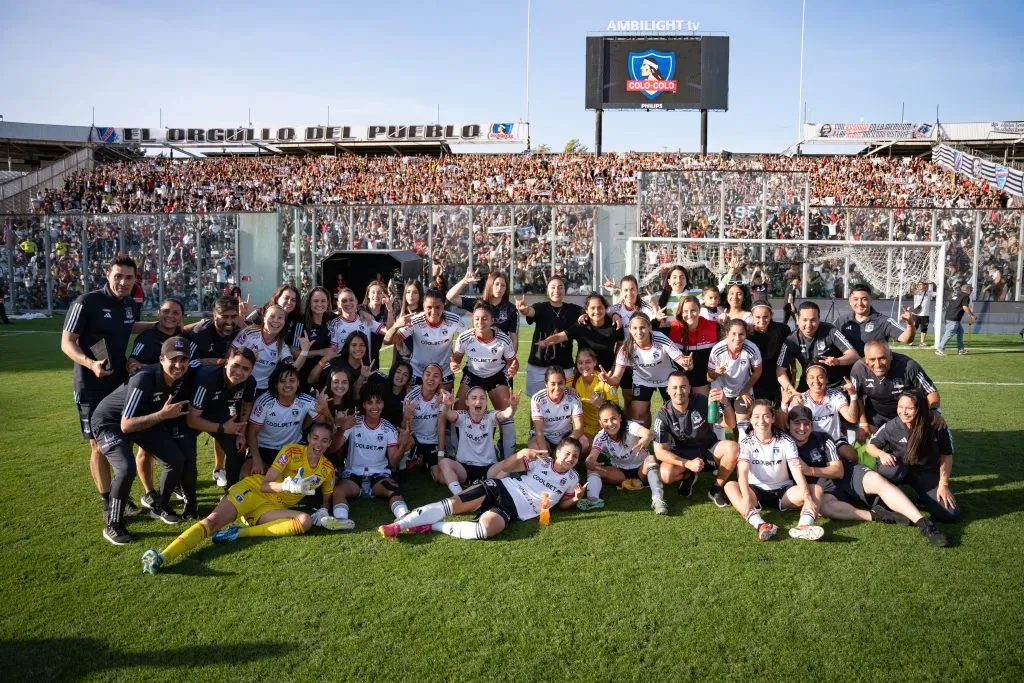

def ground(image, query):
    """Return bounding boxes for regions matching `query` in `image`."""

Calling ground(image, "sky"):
[2,0,1022,154]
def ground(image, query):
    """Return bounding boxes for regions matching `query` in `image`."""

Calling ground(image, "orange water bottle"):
[538,492,551,526]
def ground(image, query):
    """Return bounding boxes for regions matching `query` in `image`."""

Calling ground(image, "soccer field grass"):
[2,319,1023,681]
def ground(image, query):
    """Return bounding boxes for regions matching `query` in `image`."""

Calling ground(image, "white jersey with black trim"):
[708,340,763,398]
[453,410,499,466]
[531,390,583,443]
[231,327,293,389]
[343,416,398,475]
[499,457,580,521]
[791,389,849,441]
[608,300,654,328]
[249,392,319,450]
[405,386,443,445]
[398,311,463,378]
[616,331,685,388]
[327,314,383,356]
[454,330,515,378]
[739,432,800,490]
[591,420,648,469]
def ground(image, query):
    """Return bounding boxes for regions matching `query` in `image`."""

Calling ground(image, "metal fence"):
[637,171,1024,301]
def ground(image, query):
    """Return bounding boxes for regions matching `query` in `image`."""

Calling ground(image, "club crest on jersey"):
[235,494,244,503]
[377,434,384,442]
[864,323,875,333]
[816,340,826,351]
[626,50,677,100]
[292,409,299,417]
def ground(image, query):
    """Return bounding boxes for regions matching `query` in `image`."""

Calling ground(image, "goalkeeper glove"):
[280,475,305,494]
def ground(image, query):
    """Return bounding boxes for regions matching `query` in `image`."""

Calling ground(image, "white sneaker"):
[212,469,228,487]
[789,525,825,541]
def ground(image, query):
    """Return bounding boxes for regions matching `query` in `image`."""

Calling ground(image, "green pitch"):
[1,319,1023,681]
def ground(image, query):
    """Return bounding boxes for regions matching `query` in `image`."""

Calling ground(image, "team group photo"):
[2,1,1023,680]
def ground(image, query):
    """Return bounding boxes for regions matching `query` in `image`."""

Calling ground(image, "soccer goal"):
[625,236,947,321]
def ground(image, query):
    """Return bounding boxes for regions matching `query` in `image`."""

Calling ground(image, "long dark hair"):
[673,295,703,353]
[325,366,358,413]
[901,390,936,466]
[482,271,510,304]
[339,331,371,367]
[399,280,424,318]
[388,360,413,393]
[619,274,641,308]
[598,401,626,443]
[725,282,752,314]
[261,283,302,325]
[303,286,335,328]
[657,265,689,310]
[582,293,608,324]
[751,398,783,439]
[620,311,653,364]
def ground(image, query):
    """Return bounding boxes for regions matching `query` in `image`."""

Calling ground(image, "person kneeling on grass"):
[142,422,347,574]
[786,405,948,547]
[379,439,586,541]
[723,399,824,542]
[436,386,520,495]
[578,402,655,513]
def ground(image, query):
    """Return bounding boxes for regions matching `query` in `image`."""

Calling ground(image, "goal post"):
[625,236,947,343]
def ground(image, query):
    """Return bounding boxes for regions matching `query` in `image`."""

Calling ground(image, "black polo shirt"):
[749,321,790,401]
[849,353,937,423]
[63,285,137,401]
[795,431,840,468]
[130,328,179,366]
[652,395,717,450]
[780,322,855,389]
[190,365,257,422]
[186,319,234,361]
[91,364,194,436]
[461,297,520,338]
[869,416,953,470]
[564,318,624,370]
[835,308,906,356]
[526,301,583,369]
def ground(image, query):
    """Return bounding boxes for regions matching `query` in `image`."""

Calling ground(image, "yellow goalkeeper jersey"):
[266,443,336,507]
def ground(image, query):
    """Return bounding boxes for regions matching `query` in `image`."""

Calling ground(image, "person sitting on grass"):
[723,399,824,542]
[578,402,655,512]
[378,439,586,541]
[141,422,347,574]
[785,405,948,547]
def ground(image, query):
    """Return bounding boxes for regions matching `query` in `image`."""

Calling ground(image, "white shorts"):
[526,364,575,399]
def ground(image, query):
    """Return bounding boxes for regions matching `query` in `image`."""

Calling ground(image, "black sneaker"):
[103,523,134,545]
[677,472,697,497]
[123,499,141,516]
[149,507,181,525]
[870,504,911,526]
[173,484,187,502]
[917,519,949,547]
[139,491,157,510]
[707,488,730,508]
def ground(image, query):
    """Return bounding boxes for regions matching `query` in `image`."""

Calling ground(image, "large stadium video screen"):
[585,36,729,111]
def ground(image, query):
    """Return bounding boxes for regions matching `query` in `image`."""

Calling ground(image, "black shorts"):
[412,440,440,468]
[78,401,99,440]
[462,368,510,392]
[833,462,872,505]
[257,446,280,467]
[631,384,670,403]
[807,475,837,495]
[752,485,793,512]
[341,472,394,495]
[912,314,930,333]
[458,479,520,525]
[459,463,492,484]
[618,466,649,484]
[669,444,718,472]
[621,368,634,393]
[865,411,892,431]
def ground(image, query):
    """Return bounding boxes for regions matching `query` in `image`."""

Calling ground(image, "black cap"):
[788,405,813,423]
[160,336,190,359]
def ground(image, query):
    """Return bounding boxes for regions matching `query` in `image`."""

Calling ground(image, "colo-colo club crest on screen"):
[626,50,677,99]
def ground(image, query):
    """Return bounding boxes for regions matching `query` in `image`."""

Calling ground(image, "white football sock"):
[397,499,452,530]
[586,473,603,500]
[433,521,487,540]
[798,509,817,527]
[500,420,517,459]
[447,481,463,495]
[646,468,665,499]
[332,503,349,520]
[746,510,766,528]
[390,499,409,519]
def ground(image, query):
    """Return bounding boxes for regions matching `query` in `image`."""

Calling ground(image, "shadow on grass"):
[1,637,296,679]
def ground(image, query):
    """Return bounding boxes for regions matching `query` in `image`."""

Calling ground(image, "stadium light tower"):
[525,0,532,151]
[796,0,806,154]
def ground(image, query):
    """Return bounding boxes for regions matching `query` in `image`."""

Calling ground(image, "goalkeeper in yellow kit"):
[142,422,347,573]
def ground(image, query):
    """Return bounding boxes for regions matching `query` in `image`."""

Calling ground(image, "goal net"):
[625,237,946,304]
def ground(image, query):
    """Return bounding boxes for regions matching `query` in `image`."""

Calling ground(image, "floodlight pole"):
[796,0,806,154]
[595,109,603,156]
[700,109,708,155]
[525,0,532,151]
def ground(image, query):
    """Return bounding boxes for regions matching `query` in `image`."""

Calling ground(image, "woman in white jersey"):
[231,304,310,397]
[780,364,860,462]
[331,383,412,528]
[578,402,655,512]
[450,302,518,458]
[608,275,655,414]
[328,287,386,359]
[707,319,763,416]
[529,366,588,456]
[436,386,520,494]
[378,438,586,541]
[245,364,331,474]
[400,363,448,476]
[599,312,686,425]
[723,399,825,542]
[385,289,462,388]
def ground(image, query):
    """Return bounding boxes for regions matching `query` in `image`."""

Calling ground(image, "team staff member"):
[835,284,915,356]
[90,337,194,544]
[652,372,738,513]
[850,341,943,440]
[778,301,859,392]
[748,302,790,405]
[186,296,242,487]
[188,347,258,486]
[936,283,978,356]
[866,391,961,524]
[537,294,624,372]
[515,277,583,397]
[142,422,348,574]
[61,256,155,517]
[911,281,936,347]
